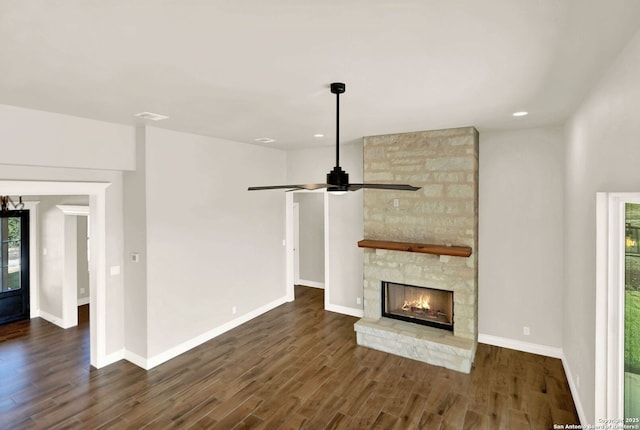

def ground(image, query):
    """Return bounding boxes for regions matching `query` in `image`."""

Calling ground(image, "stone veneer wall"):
[358,127,479,369]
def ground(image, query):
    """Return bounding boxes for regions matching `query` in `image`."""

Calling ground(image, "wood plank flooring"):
[0,286,579,429]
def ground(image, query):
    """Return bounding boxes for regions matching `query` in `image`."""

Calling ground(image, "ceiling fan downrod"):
[247,81,420,193]
[327,82,349,192]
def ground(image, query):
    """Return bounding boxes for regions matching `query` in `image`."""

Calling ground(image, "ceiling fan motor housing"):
[330,82,345,94]
[327,166,349,192]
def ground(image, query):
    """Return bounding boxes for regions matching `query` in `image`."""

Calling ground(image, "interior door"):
[0,210,30,325]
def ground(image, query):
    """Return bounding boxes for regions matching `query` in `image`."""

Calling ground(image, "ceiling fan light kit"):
[248,82,421,193]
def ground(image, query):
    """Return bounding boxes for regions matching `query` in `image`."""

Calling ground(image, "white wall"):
[294,193,324,284]
[327,191,364,312]
[0,104,134,171]
[564,27,640,423]
[123,126,148,359]
[287,143,364,313]
[286,142,363,186]
[144,127,287,358]
[479,128,564,349]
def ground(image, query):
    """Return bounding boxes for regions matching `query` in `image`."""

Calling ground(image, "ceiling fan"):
[248,82,421,193]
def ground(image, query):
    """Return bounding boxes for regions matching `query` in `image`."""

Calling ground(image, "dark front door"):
[0,210,29,325]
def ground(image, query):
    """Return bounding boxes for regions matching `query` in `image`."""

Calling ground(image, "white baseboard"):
[561,352,587,425]
[143,295,289,370]
[296,279,325,289]
[37,309,67,329]
[102,349,125,367]
[478,333,562,358]
[124,350,148,369]
[77,297,90,306]
[325,303,364,318]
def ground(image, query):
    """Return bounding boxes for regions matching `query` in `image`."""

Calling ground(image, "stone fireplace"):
[354,127,478,373]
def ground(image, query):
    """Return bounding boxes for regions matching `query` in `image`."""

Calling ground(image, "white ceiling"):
[1,0,640,150]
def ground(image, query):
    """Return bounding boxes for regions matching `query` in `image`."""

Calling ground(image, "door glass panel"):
[625,203,640,419]
[1,217,22,293]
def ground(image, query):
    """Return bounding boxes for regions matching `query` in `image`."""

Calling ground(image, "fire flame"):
[401,294,431,311]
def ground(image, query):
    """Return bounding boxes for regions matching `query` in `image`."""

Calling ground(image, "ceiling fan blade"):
[347,183,422,191]
[285,184,329,192]
[298,183,329,190]
[248,184,328,191]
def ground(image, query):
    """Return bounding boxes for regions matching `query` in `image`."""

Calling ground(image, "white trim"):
[124,350,148,369]
[293,202,300,285]
[0,180,110,369]
[56,205,90,216]
[296,279,325,289]
[478,333,562,358]
[77,297,90,306]
[596,192,611,420]
[90,191,108,369]
[143,296,288,370]
[562,352,587,425]
[37,309,69,329]
[325,304,364,318]
[0,181,108,195]
[102,349,125,367]
[21,201,40,319]
[324,191,331,310]
[61,215,79,328]
[285,193,295,302]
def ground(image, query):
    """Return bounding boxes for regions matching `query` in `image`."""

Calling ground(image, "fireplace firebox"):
[382,281,453,332]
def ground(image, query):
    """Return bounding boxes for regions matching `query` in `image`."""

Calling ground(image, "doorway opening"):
[293,192,325,290]
[57,204,90,328]
[286,189,364,318]
[0,181,109,369]
[287,190,328,309]
[596,192,640,420]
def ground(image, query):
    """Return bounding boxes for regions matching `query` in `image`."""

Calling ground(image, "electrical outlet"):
[232,306,237,315]
[576,375,580,388]
[393,198,399,208]
[80,288,85,294]
[523,326,530,336]
[356,297,362,305]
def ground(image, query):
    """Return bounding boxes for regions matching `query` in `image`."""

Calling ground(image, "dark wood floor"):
[0,286,579,429]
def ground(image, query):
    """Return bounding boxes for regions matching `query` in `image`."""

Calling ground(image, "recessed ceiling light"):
[512,111,528,117]
[134,111,169,121]
[314,134,324,138]
[255,137,276,144]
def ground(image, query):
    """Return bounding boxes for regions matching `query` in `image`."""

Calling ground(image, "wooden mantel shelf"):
[357,239,472,258]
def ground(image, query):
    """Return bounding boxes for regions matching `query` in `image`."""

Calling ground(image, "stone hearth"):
[354,127,479,373]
